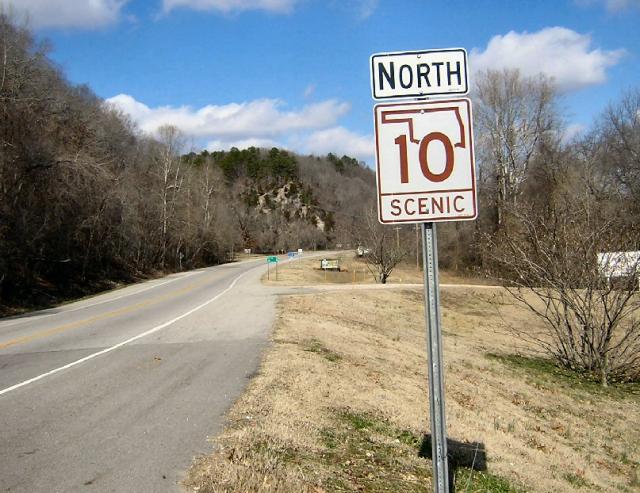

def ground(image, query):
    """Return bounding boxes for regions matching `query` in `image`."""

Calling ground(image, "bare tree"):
[155,125,185,268]
[488,198,640,386]
[598,88,640,215]
[475,69,560,229]
[362,209,407,284]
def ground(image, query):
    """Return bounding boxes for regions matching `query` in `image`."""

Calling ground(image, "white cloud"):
[106,94,371,158]
[206,137,281,151]
[352,0,378,19]
[562,123,587,143]
[162,0,298,14]
[106,94,373,161]
[575,0,640,12]
[301,127,374,161]
[303,84,316,99]
[106,94,350,140]
[602,0,639,10]
[0,0,126,29]
[329,0,378,20]
[471,27,625,92]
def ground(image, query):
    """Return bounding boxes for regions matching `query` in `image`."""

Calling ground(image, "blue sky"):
[4,0,640,164]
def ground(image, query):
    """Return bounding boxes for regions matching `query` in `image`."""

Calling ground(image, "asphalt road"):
[0,257,288,492]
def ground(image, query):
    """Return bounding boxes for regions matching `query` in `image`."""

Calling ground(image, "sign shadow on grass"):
[419,435,487,492]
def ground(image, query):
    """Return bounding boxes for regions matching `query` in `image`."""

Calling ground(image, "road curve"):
[0,258,281,492]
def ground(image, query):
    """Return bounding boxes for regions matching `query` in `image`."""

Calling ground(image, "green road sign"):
[267,256,278,263]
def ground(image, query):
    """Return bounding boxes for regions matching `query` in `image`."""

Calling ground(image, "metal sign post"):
[267,256,278,281]
[421,222,449,492]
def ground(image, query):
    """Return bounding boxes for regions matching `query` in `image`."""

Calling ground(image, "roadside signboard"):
[371,48,468,100]
[374,98,476,224]
[370,47,476,493]
[320,259,340,270]
[267,256,278,263]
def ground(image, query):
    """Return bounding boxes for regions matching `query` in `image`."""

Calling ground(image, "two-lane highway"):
[0,258,280,492]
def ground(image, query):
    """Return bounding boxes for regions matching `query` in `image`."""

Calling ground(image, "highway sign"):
[371,48,468,100]
[374,98,477,224]
[370,46,476,493]
[267,256,278,263]
[320,259,339,270]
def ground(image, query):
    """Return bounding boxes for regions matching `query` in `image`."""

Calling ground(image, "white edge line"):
[0,269,251,397]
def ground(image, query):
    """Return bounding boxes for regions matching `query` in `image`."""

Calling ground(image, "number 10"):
[394,132,454,184]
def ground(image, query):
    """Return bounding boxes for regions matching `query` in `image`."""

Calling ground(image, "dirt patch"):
[185,286,640,492]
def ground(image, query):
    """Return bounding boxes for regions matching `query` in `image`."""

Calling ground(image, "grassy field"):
[186,256,639,492]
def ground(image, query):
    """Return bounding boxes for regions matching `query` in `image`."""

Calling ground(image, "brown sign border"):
[374,98,477,224]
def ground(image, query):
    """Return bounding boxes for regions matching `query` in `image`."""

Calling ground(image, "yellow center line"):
[0,277,214,350]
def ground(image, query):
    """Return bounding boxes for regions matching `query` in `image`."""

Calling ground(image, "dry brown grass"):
[186,286,640,493]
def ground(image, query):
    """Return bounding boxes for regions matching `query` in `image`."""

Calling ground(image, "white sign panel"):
[374,98,477,224]
[371,48,468,100]
[598,251,640,279]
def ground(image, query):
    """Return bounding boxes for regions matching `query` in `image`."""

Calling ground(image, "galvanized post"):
[416,224,420,270]
[421,222,449,493]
